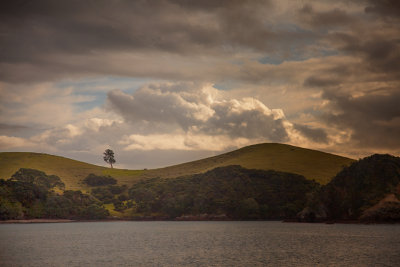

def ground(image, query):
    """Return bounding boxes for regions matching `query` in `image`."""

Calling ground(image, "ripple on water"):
[0,221,399,267]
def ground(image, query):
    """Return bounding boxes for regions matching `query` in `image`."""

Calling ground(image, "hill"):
[0,152,143,191]
[0,143,354,190]
[144,143,354,184]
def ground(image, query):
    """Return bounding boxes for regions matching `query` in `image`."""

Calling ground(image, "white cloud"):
[107,82,293,143]
[120,133,252,152]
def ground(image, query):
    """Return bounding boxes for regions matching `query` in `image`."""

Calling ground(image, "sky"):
[1,0,399,169]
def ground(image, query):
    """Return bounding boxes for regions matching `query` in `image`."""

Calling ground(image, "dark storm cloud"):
[299,4,355,27]
[322,89,400,148]
[0,123,28,134]
[365,0,400,18]
[303,76,340,88]
[0,0,270,59]
[335,34,400,75]
[293,124,328,143]
[0,0,220,59]
[0,0,319,83]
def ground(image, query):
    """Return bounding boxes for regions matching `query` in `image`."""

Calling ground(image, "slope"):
[0,143,354,191]
[144,143,354,184]
[0,152,143,191]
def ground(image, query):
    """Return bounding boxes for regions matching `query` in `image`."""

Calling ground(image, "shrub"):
[83,174,117,186]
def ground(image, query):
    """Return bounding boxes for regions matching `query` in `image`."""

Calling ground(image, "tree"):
[103,149,116,168]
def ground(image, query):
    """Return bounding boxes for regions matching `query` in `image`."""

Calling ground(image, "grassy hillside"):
[0,143,354,191]
[144,143,354,184]
[0,152,143,191]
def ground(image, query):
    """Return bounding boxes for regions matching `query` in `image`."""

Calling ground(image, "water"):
[0,221,399,266]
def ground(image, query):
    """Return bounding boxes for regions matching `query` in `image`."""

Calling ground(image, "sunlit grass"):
[145,143,355,184]
[0,152,142,190]
[0,143,355,193]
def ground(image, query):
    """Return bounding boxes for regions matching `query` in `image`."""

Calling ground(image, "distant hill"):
[0,143,354,190]
[144,143,354,184]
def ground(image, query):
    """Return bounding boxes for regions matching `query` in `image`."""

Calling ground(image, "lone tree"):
[103,149,116,168]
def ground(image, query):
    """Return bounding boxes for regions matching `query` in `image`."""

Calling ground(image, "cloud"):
[0,0,320,83]
[119,133,250,152]
[0,135,34,149]
[0,123,28,135]
[321,89,400,149]
[107,82,291,143]
[293,124,328,143]
[364,0,400,18]
[299,4,356,28]
[1,0,400,165]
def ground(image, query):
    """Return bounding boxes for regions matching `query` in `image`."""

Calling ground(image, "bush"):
[11,168,65,189]
[91,187,115,203]
[83,174,117,186]
[0,199,23,220]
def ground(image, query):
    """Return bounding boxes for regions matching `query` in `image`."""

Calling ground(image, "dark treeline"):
[314,154,400,222]
[83,173,117,186]
[129,165,318,219]
[0,169,109,220]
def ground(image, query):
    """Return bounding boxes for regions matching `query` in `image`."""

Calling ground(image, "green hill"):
[0,143,354,190]
[144,143,354,184]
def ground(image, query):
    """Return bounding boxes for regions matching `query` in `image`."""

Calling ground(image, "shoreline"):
[0,219,76,224]
[1,218,398,224]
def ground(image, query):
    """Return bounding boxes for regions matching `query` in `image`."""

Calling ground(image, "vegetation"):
[83,173,117,186]
[320,154,400,221]
[103,149,116,168]
[0,169,109,220]
[0,143,354,192]
[129,165,319,219]
[0,152,144,190]
[298,154,400,222]
[1,145,398,223]
[138,143,354,184]
[10,168,65,190]
[91,185,127,203]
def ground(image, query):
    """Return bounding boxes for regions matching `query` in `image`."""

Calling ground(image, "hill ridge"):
[144,143,354,184]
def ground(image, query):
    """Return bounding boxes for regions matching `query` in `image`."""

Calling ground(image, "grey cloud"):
[338,35,400,74]
[299,4,355,27]
[303,76,340,88]
[0,0,267,60]
[321,89,400,149]
[0,123,27,133]
[303,35,400,90]
[293,123,328,143]
[365,0,400,18]
[204,101,288,141]
[107,84,210,131]
[0,0,318,83]
[0,123,45,138]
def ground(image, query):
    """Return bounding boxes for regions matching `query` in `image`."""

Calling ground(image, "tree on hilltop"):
[103,149,116,168]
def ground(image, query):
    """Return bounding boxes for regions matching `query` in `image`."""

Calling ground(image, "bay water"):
[1,221,399,266]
